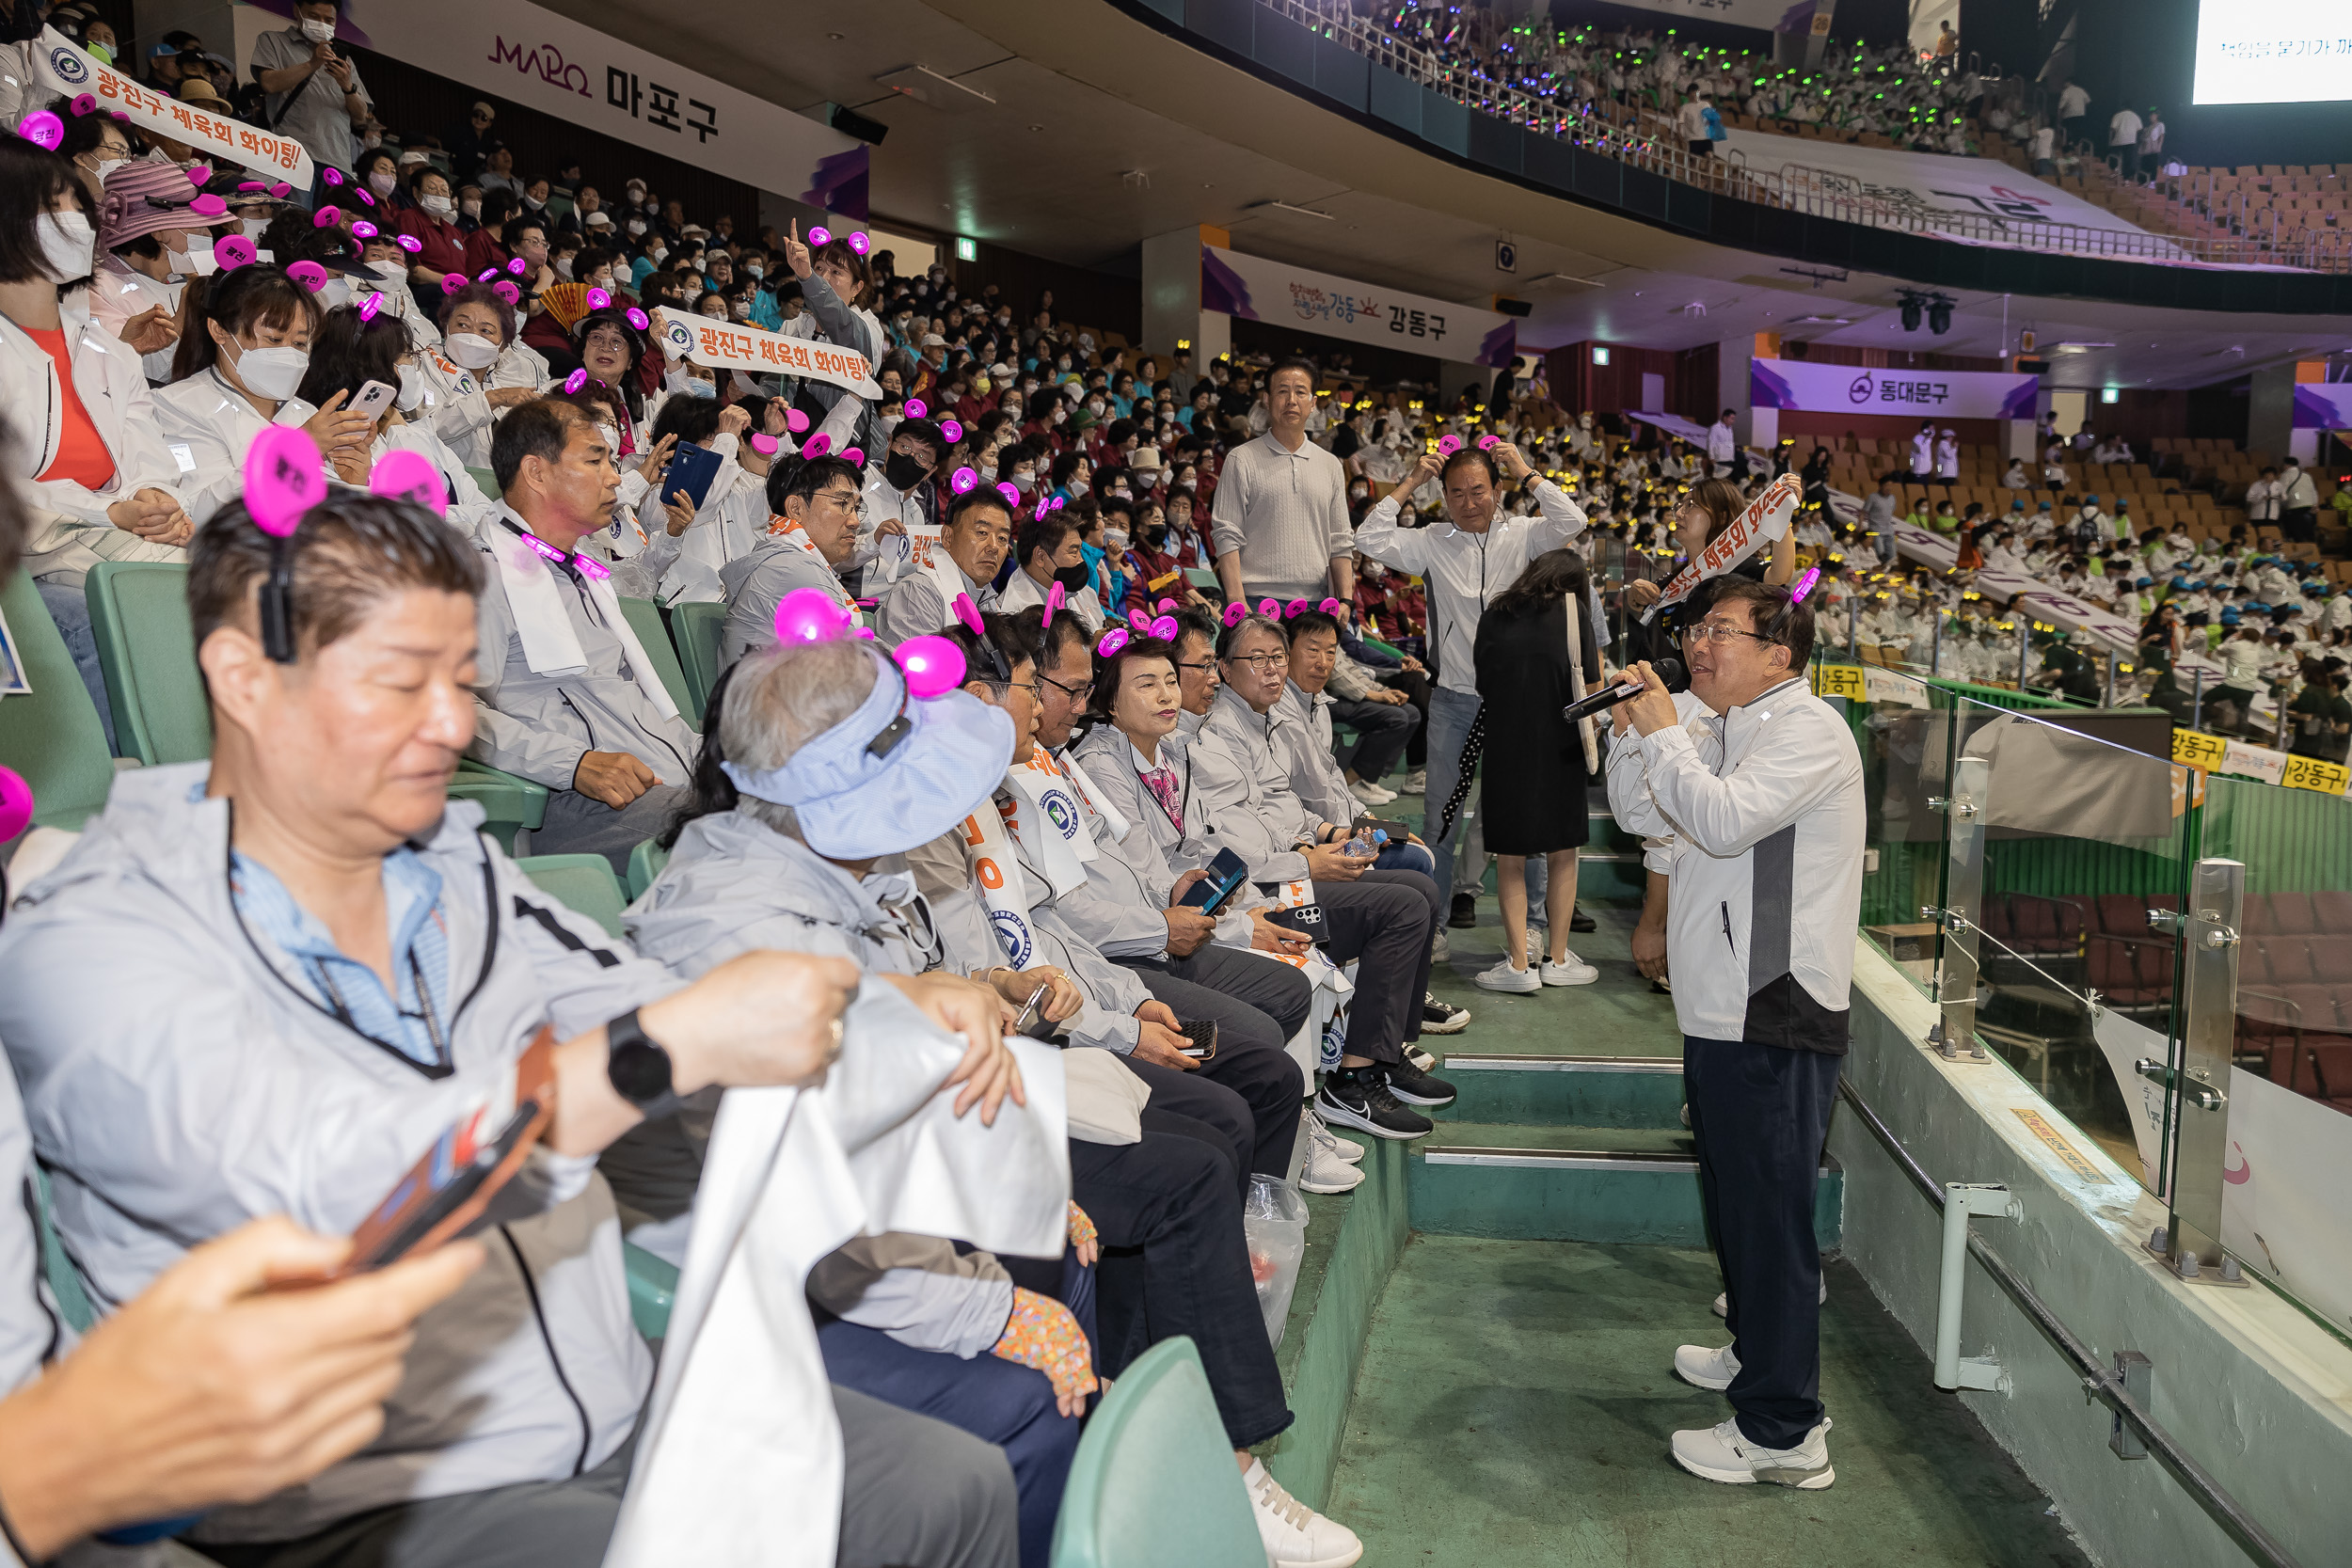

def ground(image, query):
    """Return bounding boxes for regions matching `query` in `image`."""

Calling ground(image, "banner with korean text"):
[652,309,877,400]
[32,29,314,185]
[1750,356,2040,421]
[342,0,866,214]
[1199,245,1516,368]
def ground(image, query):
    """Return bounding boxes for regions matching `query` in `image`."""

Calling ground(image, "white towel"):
[604,980,1068,1568]
[486,514,680,721]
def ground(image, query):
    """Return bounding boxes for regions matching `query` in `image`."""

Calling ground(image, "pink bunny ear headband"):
[241,433,455,662]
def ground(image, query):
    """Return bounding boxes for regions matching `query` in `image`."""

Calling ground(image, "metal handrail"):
[1837,1080,2307,1568]
[1258,0,2348,274]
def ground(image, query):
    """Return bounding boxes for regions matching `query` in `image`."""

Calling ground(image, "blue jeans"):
[36,577,116,755]
[1375,840,1436,878]
[1422,685,1483,902]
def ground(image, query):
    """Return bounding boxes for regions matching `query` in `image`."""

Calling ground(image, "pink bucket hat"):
[98,160,234,252]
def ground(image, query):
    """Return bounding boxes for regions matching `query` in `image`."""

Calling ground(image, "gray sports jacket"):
[468,505,701,789]
[0,766,680,1543]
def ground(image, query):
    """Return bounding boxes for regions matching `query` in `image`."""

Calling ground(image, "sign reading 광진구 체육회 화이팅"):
[339,0,867,214]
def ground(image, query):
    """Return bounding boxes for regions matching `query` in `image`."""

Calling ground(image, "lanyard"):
[310,946,451,1070]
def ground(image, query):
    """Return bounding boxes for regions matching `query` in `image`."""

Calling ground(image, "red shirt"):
[460,230,511,282]
[398,210,468,277]
[29,328,116,490]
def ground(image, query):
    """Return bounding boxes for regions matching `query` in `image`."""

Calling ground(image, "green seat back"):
[1048,1338,1260,1568]
[86,562,209,766]
[515,852,628,939]
[618,597,695,720]
[467,468,500,502]
[623,1240,676,1340]
[625,836,671,900]
[0,570,118,844]
[668,601,727,722]
[32,1166,97,1335]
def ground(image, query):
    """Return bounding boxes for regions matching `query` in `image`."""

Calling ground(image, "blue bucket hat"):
[722,645,1014,860]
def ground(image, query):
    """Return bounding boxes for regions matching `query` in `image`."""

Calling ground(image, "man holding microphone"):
[1603,578,1865,1490]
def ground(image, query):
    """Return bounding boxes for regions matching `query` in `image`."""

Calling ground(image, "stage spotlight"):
[1899,295,1923,332]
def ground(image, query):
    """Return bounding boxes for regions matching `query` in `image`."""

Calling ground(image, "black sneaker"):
[1421,993,1471,1035]
[1316,1067,1434,1140]
[1449,893,1478,929]
[1569,909,1597,933]
[1382,1059,1456,1107]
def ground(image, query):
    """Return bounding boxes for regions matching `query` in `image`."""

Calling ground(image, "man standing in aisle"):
[249,0,372,177]
[1356,439,1586,927]
[1708,409,1738,479]
[1605,579,1865,1491]
[1212,358,1357,610]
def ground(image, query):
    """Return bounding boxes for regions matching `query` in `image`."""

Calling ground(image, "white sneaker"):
[1673,1342,1740,1391]
[1473,958,1540,993]
[1710,1279,1827,1319]
[1300,1132,1365,1194]
[1308,1107,1364,1164]
[1430,928,1450,962]
[1401,768,1426,794]
[1406,1046,1437,1074]
[1671,1416,1835,1489]
[1348,779,1396,805]
[1539,952,1600,986]
[1243,1456,1365,1565]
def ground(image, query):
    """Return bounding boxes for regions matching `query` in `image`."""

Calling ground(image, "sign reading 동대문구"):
[1199,245,1517,368]
[342,0,866,214]
[32,28,315,184]
[1750,357,2041,421]
[652,309,877,399]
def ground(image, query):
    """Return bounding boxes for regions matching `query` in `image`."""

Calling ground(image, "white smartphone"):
[349,379,397,421]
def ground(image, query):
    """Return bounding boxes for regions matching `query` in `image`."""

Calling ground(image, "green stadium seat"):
[0,571,118,847]
[467,467,500,501]
[83,562,547,847]
[618,596,696,720]
[1047,1338,1260,1568]
[667,601,726,721]
[626,836,670,900]
[623,1241,676,1340]
[515,851,628,939]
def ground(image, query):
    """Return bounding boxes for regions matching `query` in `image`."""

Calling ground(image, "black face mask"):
[883,451,930,492]
[1052,561,1093,594]
[1140,526,1168,552]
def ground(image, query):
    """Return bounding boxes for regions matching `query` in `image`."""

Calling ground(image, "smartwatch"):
[606,1007,684,1121]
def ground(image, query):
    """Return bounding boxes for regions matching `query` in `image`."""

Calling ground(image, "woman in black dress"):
[1470,548,1606,993]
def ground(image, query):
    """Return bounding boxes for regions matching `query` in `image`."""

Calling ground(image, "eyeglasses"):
[1174,658,1214,678]
[1223,652,1289,673]
[1037,670,1089,702]
[1680,621,1777,648]
[814,489,866,519]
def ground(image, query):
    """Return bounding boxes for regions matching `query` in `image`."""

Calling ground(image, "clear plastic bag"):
[1243,1173,1310,1348]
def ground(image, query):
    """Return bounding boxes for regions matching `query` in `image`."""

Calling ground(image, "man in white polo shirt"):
[1211,358,1356,609]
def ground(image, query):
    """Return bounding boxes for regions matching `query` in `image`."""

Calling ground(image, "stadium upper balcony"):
[1104,0,2352,313]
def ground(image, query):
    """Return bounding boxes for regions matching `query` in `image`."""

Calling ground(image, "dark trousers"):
[817,1318,1081,1568]
[1069,1130,1290,1449]
[1329,693,1420,783]
[1684,1036,1843,1449]
[1120,1054,1260,1202]
[1117,947,1308,1179]
[1388,669,1433,767]
[2282,507,2318,544]
[1317,871,1438,1063]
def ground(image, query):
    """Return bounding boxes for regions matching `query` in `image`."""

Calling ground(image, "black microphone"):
[1561,657,1687,723]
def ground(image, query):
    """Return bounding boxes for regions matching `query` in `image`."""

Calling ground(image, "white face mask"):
[367,171,397,198]
[242,217,270,241]
[369,258,406,282]
[300,18,337,42]
[445,332,501,371]
[627,217,646,235]
[36,210,95,283]
[89,154,126,185]
[1104,530,1129,550]
[319,277,350,308]
[396,363,425,411]
[420,194,453,217]
[230,340,309,401]
[552,256,574,280]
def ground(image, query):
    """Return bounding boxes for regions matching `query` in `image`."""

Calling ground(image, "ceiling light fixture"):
[1250,199,1335,220]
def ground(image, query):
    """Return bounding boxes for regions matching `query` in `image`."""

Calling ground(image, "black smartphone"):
[1179,1020,1218,1059]
[1178,847,1250,914]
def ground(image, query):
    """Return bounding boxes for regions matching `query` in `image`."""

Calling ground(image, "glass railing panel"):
[2196,774,2352,1335]
[1944,698,2192,1196]
[1813,656,1954,997]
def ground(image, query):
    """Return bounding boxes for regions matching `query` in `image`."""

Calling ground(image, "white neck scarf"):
[485,508,680,720]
